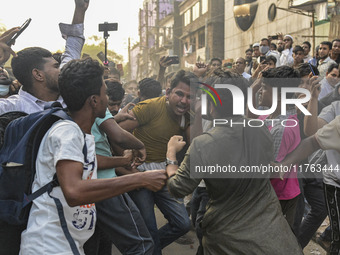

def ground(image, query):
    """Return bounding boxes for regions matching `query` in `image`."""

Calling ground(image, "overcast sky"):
[0,0,143,62]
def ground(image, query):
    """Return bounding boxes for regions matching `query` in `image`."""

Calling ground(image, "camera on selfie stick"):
[98,22,118,66]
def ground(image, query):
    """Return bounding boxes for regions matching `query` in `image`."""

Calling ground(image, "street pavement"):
[112,207,328,255]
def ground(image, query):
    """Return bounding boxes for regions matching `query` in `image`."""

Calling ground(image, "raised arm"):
[59,0,89,68]
[0,27,19,65]
[304,76,327,136]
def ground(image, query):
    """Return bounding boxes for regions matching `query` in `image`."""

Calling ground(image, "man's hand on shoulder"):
[114,103,136,123]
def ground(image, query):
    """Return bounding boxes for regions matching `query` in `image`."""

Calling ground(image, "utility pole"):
[128,37,131,80]
[139,8,142,80]
[312,11,315,57]
[156,0,160,49]
[145,2,149,76]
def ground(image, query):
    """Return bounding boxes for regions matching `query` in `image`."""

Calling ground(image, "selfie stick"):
[103,28,109,65]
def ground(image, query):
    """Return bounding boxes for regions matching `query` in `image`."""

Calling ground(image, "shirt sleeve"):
[48,121,86,167]
[316,116,340,153]
[319,103,337,123]
[95,109,114,127]
[132,98,160,126]
[59,23,85,68]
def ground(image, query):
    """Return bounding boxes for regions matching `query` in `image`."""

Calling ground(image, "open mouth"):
[176,105,188,114]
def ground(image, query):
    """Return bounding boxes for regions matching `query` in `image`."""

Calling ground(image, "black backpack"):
[0,102,86,255]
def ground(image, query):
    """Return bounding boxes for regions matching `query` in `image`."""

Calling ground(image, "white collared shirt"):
[318,57,337,79]
[0,88,65,115]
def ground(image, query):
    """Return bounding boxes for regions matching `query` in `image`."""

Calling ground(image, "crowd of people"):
[1,0,340,255]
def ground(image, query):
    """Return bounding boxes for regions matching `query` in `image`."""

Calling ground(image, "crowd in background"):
[1,0,340,254]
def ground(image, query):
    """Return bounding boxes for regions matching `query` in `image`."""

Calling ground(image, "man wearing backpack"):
[0,2,89,254]
[0,1,156,254]
[18,57,167,255]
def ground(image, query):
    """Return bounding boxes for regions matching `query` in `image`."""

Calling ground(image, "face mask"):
[260,46,270,54]
[0,85,9,96]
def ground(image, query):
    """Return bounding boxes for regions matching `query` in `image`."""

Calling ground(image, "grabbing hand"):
[114,103,136,123]
[133,148,146,166]
[142,170,168,192]
[167,135,186,154]
[123,149,134,166]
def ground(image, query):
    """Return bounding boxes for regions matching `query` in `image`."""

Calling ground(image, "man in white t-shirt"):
[19,58,167,255]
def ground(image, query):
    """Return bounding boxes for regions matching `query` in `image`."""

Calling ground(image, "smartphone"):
[269,35,278,40]
[259,56,266,63]
[6,18,32,46]
[97,52,105,62]
[166,56,179,65]
[308,63,316,76]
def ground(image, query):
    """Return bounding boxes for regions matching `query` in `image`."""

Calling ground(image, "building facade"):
[225,0,338,60]
[179,0,224,68]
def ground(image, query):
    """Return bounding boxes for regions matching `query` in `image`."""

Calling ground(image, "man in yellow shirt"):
[119,70,194,255]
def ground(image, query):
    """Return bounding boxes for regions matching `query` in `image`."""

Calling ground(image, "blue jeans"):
[129,185,191,255]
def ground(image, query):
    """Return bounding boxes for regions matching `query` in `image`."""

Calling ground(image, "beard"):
[46,75,59,93]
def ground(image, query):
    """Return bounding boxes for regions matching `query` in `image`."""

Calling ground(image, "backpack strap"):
[48,185,81,255]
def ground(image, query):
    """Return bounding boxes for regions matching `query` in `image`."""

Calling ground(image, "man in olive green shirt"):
[119,70,194,255]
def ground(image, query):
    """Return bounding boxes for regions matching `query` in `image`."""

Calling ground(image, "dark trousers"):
[324,183,340,255]
[84,193,154,255]
[293,177,327,248]
[0,221,26,255]
[190,187,209,255]
[280,195,300,228]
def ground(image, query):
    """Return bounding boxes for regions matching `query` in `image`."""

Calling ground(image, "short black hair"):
[296,63,319,77]
[262,66,301,99]
[205,72,249,117]
[327,63,339,73]
[320,41,332,50]
[59,58,104,111]
[245,48,253,53]
[11,47,53,91]
[106,79,125,102]
[170,70,198,91]
[138,78,162,100]
[293,45,304,54]
[52,52,63,65]
[302,41,311,49]
[261,38,270,45]
[332,39,340,45]
[209,58,222,65]
[270,43,277,50]
[266,55,277,64]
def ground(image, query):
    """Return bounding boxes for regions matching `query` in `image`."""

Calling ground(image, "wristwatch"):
[166,158,178,166]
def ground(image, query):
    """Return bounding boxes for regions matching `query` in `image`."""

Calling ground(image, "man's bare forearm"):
[280,136,321,166]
